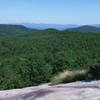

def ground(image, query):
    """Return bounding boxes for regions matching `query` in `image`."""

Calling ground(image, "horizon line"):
[0,22,99,25]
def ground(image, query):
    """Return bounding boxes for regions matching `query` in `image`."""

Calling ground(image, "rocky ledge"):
[0,80,100,100]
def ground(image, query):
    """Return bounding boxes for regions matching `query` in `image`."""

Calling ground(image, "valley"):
[0,25,100,90]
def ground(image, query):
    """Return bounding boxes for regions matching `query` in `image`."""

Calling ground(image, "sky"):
[0,0,100,24]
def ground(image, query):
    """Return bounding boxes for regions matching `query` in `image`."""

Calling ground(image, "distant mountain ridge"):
[92,24,100,28]
[67,25,100,33]
[22,23,100,31]
[22,23,79,30]
[0,24,34,35]
[0,24,100,35]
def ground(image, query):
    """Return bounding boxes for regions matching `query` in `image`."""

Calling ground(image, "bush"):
[50,70,87,85]
[88,63,100,80]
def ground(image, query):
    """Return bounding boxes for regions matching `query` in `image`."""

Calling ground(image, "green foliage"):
[0,29,100,89]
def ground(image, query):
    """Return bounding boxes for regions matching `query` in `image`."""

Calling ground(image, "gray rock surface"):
[0,81,100,100]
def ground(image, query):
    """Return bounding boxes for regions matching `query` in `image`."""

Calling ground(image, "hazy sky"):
[0,0,100,24]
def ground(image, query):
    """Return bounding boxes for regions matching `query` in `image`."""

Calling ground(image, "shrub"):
[50,70,87,85]
[88,63,100,80]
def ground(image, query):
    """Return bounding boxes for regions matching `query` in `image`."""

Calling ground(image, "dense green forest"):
[0,28,100,89]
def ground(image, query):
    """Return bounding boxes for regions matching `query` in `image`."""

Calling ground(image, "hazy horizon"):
[0,22,100,25]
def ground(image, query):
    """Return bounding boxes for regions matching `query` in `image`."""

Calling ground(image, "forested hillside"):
[0,29,100,89]
[67,25,100,33]
[0,24,34,35]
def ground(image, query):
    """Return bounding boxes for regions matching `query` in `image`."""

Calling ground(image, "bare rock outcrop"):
[0,81,100,100]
